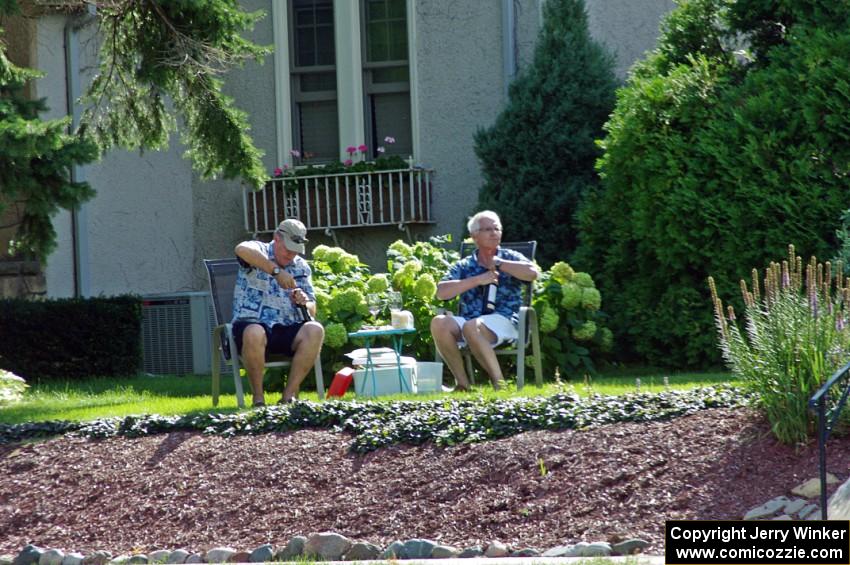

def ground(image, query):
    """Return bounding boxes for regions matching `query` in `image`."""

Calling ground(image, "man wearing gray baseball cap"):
[232,219,325,406]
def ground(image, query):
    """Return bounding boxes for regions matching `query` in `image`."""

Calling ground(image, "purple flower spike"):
[837,317,846,332]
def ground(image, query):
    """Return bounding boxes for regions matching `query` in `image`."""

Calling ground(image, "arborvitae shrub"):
[574,0,850,367]
[474,0,618,267]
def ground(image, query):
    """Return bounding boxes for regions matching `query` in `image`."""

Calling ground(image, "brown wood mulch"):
[1,407,850,556]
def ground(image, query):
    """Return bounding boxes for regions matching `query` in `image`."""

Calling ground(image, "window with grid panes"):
[362,0,412,159]
[290,0,339,163]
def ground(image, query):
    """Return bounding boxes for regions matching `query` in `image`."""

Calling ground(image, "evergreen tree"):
[0,36,98,260]
[0,0,270,261]
[474,0,618,266]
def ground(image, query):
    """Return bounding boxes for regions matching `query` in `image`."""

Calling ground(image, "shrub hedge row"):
[0,296,142,380]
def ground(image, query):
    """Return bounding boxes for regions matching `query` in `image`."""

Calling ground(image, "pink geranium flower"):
[346,146,357,155]
[273,167,283,177]
[358,144,368,153]
[343,159,353,166]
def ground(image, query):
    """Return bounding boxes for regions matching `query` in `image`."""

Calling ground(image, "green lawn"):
[0,368,738,425]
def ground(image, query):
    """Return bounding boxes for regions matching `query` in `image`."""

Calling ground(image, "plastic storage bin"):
[415,362,444,394]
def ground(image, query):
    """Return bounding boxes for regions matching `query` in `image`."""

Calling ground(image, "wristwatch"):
[494,257,502,271]
[271,266,281,277]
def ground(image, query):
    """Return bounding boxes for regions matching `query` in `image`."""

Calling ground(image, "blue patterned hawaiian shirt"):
[232,241,316,327]
[442,247,530,324]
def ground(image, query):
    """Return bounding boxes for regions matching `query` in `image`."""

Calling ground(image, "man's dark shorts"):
[232,320,306,357]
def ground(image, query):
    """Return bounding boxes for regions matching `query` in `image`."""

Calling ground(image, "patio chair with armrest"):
[203,258,325,407]
[436,241,543,390]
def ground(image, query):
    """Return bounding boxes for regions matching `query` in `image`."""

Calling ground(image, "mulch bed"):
[1,407,849,555]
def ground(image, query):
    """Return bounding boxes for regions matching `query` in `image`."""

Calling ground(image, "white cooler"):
[354,356,417,397]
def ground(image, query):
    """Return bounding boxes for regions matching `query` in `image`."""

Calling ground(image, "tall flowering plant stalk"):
[708,244,850,444]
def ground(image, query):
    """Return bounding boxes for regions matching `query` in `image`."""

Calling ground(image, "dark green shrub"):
[574,0,850,367]
[474,0,618,266]
[0,296,142,379]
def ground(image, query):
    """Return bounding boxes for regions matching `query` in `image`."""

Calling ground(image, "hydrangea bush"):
[530,261,612,377]
[0,369,27,405]
[306,238,610,382]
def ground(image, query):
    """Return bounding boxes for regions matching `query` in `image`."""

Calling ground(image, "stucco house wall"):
[32,0,675,298]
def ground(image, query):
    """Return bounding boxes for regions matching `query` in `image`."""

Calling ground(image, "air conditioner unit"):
[141,291,216,375]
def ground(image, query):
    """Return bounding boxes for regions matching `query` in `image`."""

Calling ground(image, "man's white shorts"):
[448,313,518,347]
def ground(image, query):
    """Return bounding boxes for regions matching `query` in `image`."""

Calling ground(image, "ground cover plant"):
[0,384,748,451]
[575,0,850,369]
[0,370,737,425]
[709,245,850,444]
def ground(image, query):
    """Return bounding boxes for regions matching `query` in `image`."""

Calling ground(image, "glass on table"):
[387,291,402,312]
[366,293,382,322]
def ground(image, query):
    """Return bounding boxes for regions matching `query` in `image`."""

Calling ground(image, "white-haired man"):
[232,219,325,406]
[431,210,538,390]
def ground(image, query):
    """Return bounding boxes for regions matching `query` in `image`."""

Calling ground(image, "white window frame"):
[273,0,419,167]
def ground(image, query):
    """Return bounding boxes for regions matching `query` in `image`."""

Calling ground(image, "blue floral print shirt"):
[232,241,316,327]
[442,247,530,324]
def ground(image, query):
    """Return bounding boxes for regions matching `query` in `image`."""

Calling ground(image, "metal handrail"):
[808,359,850,518]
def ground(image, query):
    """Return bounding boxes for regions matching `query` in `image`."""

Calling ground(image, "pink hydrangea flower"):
[346,146,357,155]
[358,144,368,153]
[384,136,395,144]
[343,159,353,166]
[377,146,386,154]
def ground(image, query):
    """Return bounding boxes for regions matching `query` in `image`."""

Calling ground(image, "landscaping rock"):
[457,546,484,558]
[772,515,792,520]
[303,532,352,561]
[247,545,272,563]
[565,542,589,557]
[127,555,147,565]
[379,541,406,560]
[783,498,808,515]
[431,545,460,559]
[109,554,131,564]
[798,504,819,520]
[145,552,168,564]
[744,496,790,519]
[274,536,305,561]
[484,541,508,558]
[81,551,111,565]
[582,542,612,557]
[403,539,436,559]
[542,545,573,557]
[792,475,838,499]
[510,548,540,557]
[1,555,14,565]
[225,552,248,563]
[343,542,381,561]
[164,551,188,565]
[612,538,650,555]
[39,549,64,565]
[182,555,202,565]
[828,476,850,519]
[60,554,84,565]
[203,548,236,564]
[13,545,44,565]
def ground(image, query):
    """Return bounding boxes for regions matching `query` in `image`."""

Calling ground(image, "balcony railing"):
[244,167,434,237]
